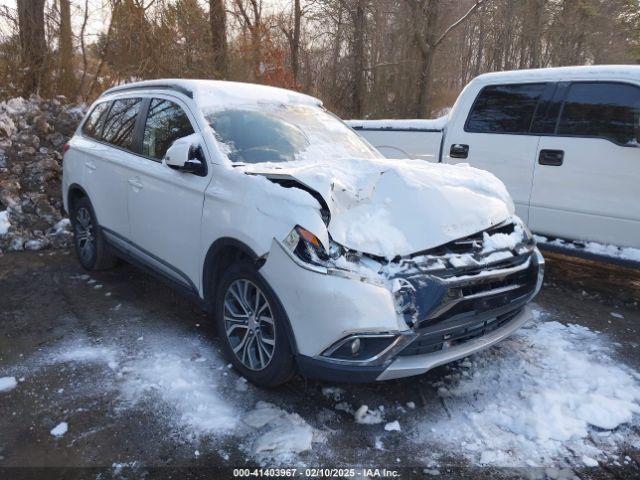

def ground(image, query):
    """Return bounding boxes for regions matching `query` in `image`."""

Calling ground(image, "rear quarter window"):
[465,83,546,134]
[81,102,110,140]
[557,82,640,146]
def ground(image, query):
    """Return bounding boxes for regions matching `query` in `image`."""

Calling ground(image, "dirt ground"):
[0,248,639,480]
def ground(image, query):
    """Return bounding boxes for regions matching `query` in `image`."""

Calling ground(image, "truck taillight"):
[63,143,70,154]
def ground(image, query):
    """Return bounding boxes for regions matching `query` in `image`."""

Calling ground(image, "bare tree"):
[351,0,367,117]
[233,0,263,78]
[17,0,47,96]
[281,0,302,83]
[210,0,228,77]
[58,0,76,98]
[407,0,485,117]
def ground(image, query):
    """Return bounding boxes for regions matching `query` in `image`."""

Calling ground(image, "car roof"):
[101,79,322,107]
[473,65,640,85]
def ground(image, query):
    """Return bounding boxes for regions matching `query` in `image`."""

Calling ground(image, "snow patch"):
[119,347,237,434]
[0,376,17,392]
[0,210,10,235]
[418,316,640,467]
[50,422,68,437]
[534,235,640,263]
[346,116,448,132]
[354,405,384,425]
[246,402,315,456]
[384,420,401,432]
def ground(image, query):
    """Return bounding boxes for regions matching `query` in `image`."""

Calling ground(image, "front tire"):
[214,260,295,387]
[71,196,117,271]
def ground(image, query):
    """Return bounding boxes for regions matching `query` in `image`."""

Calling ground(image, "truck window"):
[142,99,195,161]
[465,83,546,134]
[557,82,640,146]
[101,97,142,151]
[82,102,110,140]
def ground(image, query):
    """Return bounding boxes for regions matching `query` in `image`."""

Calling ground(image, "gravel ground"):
[0,249,639,480]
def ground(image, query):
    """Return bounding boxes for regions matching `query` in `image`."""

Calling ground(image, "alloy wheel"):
[74,207,95,264]
[223,279,276,371]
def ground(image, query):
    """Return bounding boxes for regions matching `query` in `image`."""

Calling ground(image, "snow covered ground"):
[0,250,639,476]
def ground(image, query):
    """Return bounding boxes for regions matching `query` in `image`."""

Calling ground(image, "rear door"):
[443,83,549,223]
[530,81,640,248]
[77,98,143,238]
[125,96,209,293]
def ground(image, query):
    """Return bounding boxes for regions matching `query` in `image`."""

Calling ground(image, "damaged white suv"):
[62,80,544,387]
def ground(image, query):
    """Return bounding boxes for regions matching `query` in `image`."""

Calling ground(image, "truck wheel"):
[71,196,117,271]
[215,260,295,388]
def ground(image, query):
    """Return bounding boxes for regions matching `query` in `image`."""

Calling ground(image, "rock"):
[0,96,85,254]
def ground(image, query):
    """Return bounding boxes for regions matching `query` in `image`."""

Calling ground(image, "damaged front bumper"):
[260,222,545,383]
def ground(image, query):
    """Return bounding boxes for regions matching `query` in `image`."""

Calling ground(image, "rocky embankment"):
[0,97,85,254]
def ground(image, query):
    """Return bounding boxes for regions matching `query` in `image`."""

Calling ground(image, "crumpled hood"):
[239,158,514,258]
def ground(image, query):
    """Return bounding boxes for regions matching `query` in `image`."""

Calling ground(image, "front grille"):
[399,307,523,357]
[424,257,537,327]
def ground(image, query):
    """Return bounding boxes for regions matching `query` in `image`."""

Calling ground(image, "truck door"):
[530,81,640,248]
[443,82,551,224]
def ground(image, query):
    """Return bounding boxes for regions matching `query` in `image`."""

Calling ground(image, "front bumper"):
[297,305,533,382]
[261,233,544,382]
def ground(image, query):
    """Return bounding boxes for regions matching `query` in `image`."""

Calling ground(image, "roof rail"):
[100,83,194,98]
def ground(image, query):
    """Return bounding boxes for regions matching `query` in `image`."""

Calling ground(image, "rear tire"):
[70,196,117,271]
[214,260,296,388]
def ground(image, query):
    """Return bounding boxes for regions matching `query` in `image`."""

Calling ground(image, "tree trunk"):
[17,0,47,96]
[415,0,439,118]
[291,0,301,82]
[58,0,76,98]
[416,47,434,118]
[210,0,228,77]
[352,0,367,118]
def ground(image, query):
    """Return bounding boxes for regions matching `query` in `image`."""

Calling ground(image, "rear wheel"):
[215,260,295,387]
[71,196,117,271]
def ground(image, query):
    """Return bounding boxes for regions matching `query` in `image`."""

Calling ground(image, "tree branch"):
[433,0,485,48]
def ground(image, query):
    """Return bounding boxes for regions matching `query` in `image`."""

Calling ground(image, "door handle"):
[128,177,143,190]
[538,149,564,166]
[449,144,469,159]
[84,161,96,171]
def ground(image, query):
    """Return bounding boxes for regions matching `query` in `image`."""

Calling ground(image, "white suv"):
[62,79,544,387]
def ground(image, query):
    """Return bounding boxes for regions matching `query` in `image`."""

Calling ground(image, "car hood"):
[239,158,514,258]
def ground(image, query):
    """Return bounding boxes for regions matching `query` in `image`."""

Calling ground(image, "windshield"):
[203,103,382,164]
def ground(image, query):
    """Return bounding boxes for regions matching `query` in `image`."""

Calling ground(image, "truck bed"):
[346,118,446,162]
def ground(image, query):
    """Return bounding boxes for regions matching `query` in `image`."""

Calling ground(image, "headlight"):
[283,225,332,267]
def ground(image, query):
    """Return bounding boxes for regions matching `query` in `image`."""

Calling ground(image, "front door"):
[443,82,549,223]
[126,96,211,292]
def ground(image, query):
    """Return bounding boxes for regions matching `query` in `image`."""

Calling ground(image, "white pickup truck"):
[347,66,640,255]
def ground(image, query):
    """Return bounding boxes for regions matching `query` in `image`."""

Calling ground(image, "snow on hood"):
[239,158,514,258]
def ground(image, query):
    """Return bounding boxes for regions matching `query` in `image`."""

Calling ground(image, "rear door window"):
[82,102,110,140]
[466,83,546,134]
[101,97,142,151]
[557,82,640,146]
[142,98,195,160]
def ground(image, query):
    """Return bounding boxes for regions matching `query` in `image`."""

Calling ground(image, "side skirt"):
[101,227,210,311]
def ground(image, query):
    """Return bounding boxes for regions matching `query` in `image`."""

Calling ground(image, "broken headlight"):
[283,225,332,267]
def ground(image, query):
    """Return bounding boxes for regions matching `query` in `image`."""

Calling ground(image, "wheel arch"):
[67,183,89,213]
[202,237,260,304]
[203,237,300,356]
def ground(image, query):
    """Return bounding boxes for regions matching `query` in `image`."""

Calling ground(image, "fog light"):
[350,338,361,356]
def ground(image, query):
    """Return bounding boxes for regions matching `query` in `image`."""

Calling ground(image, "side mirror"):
[163,134,207,176]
